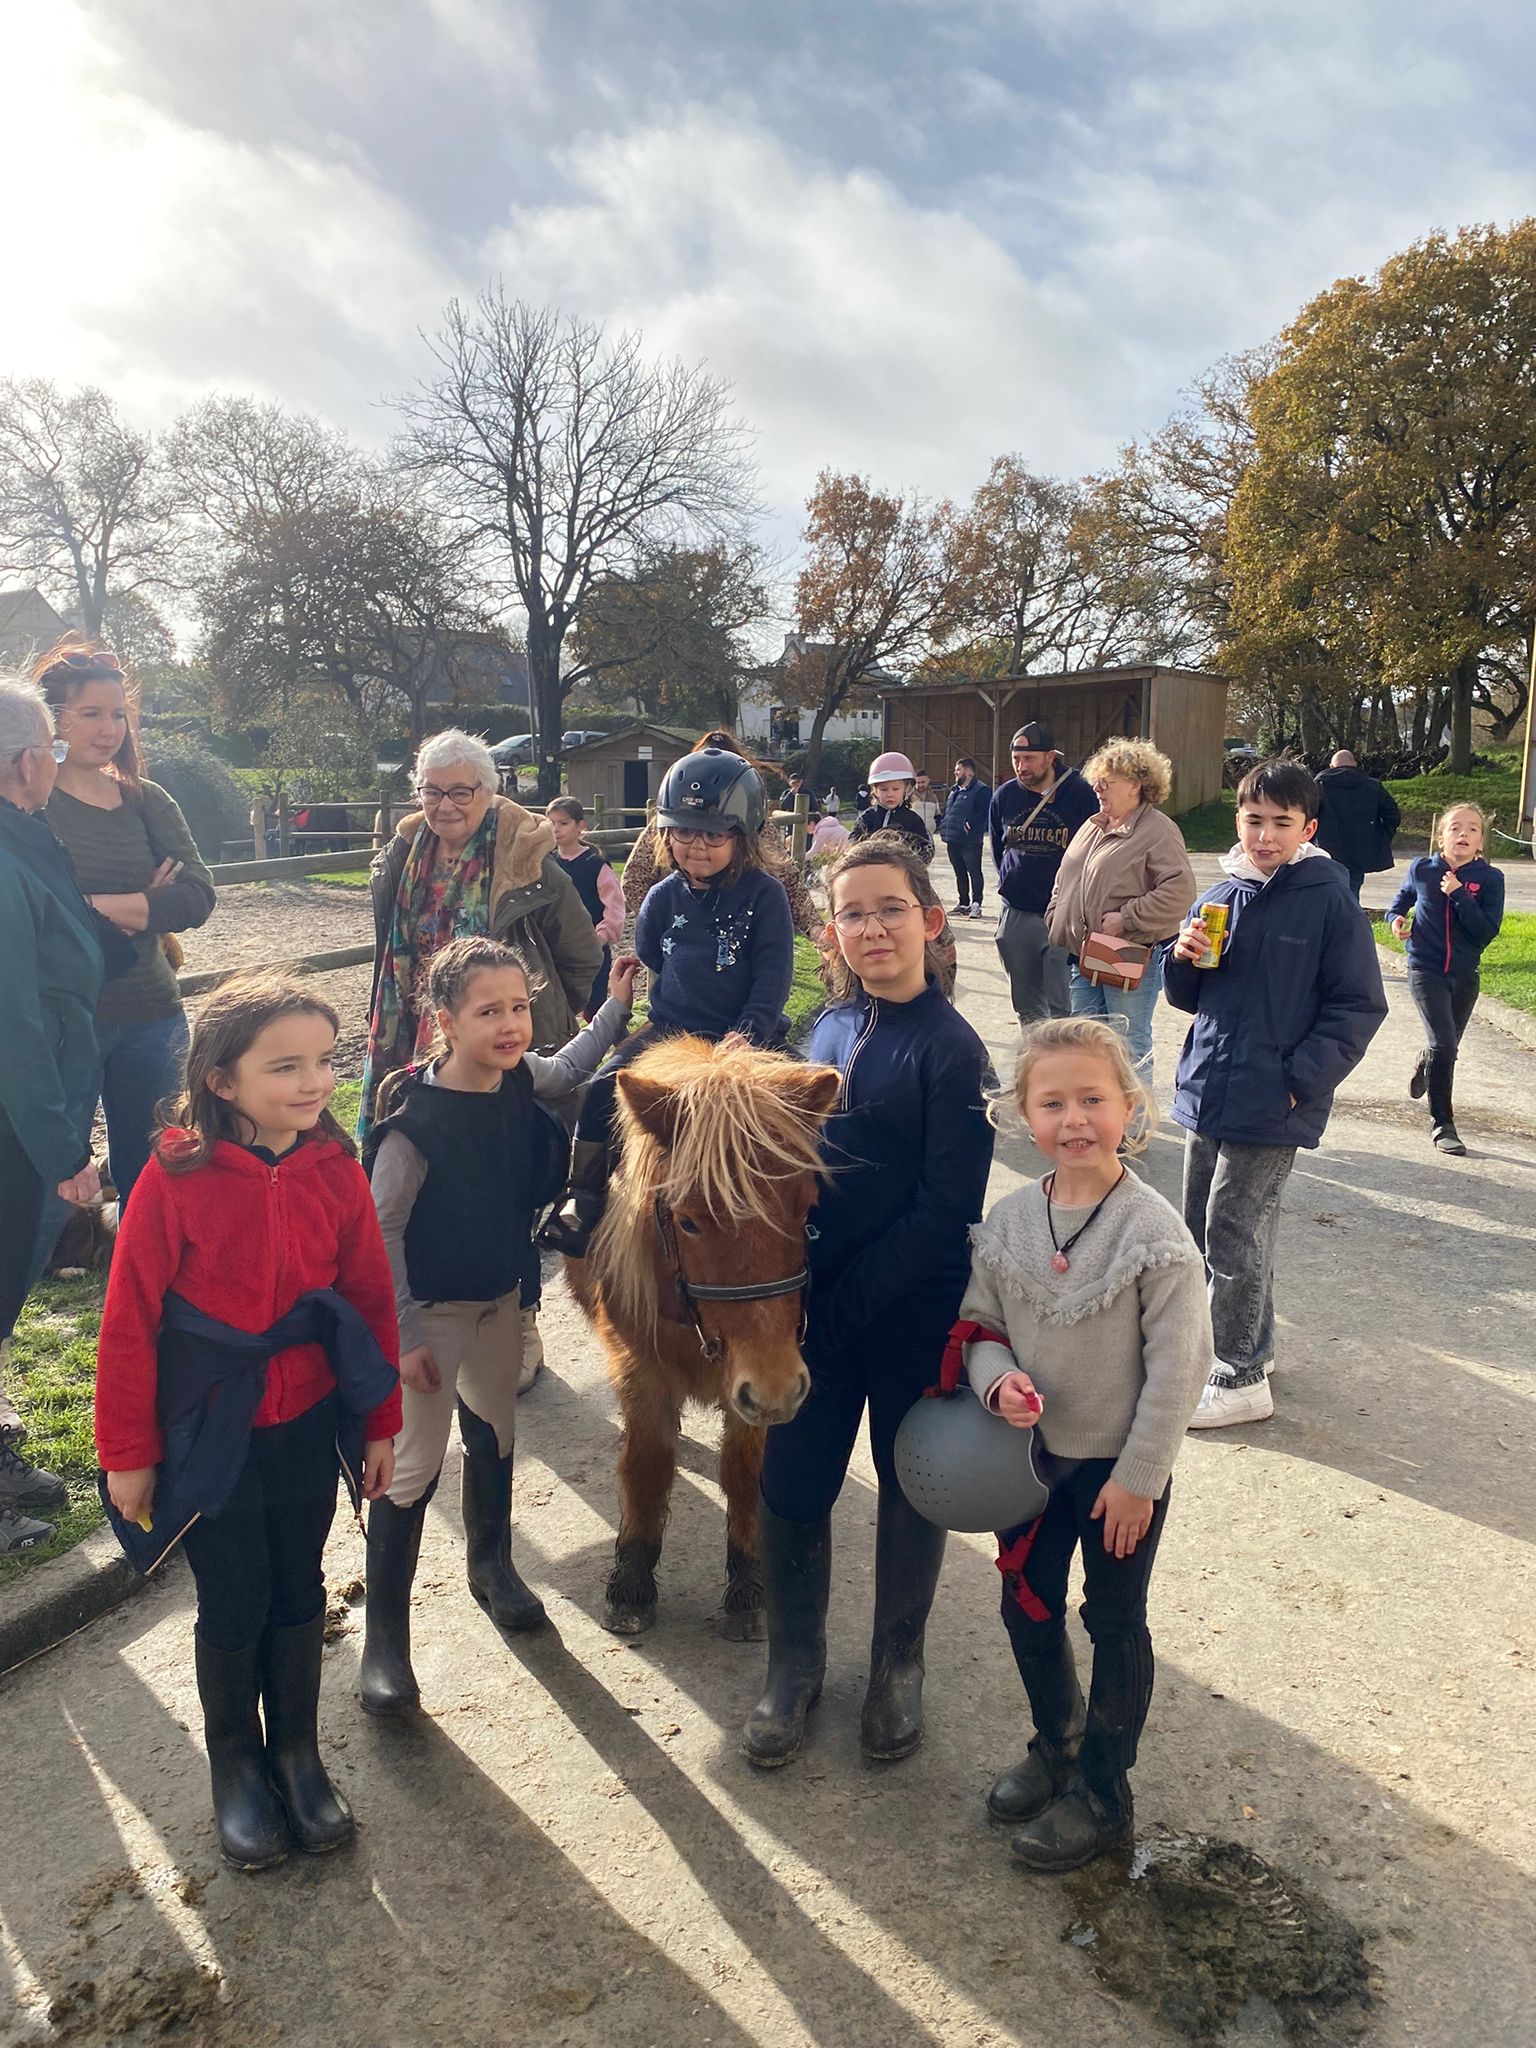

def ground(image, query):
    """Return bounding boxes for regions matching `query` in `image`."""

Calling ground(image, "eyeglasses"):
[416,783,481,807]
[831,899,921,935]
[668,826,733,847]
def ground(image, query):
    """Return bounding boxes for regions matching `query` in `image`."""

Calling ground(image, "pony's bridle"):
[653,1195,809,1362]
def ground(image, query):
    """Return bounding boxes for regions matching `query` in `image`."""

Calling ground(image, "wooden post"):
[250,803,265,863]
[1518,633,1536,855]
[593,793,604,828]
[277,792,292,857]
[376,783,392,850]
[790,789,809,870]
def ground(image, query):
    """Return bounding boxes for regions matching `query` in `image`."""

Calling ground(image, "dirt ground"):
[2,912,1533,2048]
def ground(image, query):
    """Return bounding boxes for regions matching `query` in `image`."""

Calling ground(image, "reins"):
[653,1194,809,1361]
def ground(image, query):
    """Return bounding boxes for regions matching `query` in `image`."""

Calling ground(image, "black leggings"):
[182,1396,341,1652]
[0,1121,44,1346]
[947,838,984,908]
[1407,966,1479,1057]
[999,1458,1170,1796]
[573,1026,661,1147]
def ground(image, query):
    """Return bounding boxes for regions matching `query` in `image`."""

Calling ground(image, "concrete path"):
[1188,848,1536,916]
[1,919,1533,2047]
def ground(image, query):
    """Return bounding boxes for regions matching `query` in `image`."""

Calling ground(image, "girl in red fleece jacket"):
[96,974,401,1872]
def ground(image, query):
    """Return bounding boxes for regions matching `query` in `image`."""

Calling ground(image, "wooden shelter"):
[561,723,697,824]
[881,665,1230,815]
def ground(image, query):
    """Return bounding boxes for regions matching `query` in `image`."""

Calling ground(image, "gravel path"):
[180,881,376,1077]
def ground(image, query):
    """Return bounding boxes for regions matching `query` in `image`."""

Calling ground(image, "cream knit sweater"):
[959,1170,1212,1500]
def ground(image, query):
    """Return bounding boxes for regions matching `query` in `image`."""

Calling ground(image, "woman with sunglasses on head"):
[36,638,216,1213]
[541,749,794,1255]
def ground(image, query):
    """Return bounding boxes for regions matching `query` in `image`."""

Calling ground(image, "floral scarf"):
[358,809,496,1132]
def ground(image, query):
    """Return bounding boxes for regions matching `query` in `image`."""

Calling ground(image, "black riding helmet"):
[656,749,766,836]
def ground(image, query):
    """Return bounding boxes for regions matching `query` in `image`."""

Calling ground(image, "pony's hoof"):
[715,1602,766,1643]
[601,1600,657,1637]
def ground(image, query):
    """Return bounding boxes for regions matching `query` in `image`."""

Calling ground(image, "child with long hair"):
[360,935,638,1715]
[541,748,795,1254]
[1386,802,1505,1154]
[95,974,401,1873]
[959,1018,1210,1870]
[743,838,994,1769]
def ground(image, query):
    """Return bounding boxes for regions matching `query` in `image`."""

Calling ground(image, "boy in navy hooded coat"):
[1163,762,1386,1429]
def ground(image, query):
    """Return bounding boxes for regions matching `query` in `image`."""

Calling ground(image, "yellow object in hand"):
[136,1512,153,1531]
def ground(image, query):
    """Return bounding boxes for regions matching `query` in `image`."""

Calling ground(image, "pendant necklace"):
[1045,1166,1127,1273]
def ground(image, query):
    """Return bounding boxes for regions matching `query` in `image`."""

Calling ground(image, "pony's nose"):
[735,1368,811,1426]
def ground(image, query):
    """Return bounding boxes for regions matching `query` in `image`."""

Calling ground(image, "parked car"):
[560,730,607,750]
[490,733,534,765]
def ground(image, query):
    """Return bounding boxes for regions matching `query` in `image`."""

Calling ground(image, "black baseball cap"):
[1011,722,1055,753]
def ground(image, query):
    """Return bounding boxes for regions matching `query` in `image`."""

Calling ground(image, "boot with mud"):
[860,1483,946,1761]
[459,1402,545,1631]
[988,1627,1086,1823]
[1013,1630,1152,1872]
[261,1614,355,1854]
[194,1633,290,1871]
[742,1507,830,1768]
[1010,1771,1132,1873]
[536,1138,609,1258]
[359,1482,436,1716]
[1427,1051,1467,1154]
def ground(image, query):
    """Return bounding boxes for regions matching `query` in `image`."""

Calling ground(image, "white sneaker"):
[518,1308,544,1394]
[1187,1368,1273,1430]
[968,904,984,920]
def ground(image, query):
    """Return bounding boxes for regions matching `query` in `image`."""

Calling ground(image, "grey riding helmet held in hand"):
[656,750,767,837]
[895,1383,1050,1533]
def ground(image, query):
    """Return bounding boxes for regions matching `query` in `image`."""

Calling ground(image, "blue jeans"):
[1069,949,1165,1084]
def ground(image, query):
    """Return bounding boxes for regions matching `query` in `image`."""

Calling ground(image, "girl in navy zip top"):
[1386,802,1505,1155]
[743,838,994,1771]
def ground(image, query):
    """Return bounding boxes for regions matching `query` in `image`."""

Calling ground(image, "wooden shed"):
[561,723,696,824]
[881,665,1230,816]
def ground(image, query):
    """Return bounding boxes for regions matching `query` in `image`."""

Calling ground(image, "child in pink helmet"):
[850,753,934,862]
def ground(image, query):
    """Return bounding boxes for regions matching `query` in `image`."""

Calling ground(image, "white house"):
[736,634,888,750]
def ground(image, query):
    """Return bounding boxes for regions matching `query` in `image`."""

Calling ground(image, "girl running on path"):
[360,936,638,1716]
[957,1017,1210,1870]
[1386,803,1505,1155]
[742,838,994,1769]
[95,976,402,1873]
[546,798,625,1021]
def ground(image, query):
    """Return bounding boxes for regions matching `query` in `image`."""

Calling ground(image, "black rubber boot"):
[1010,1772,1132,1873]
[359,1483,435,1717]
[1408,1052,1430,1100]
[261,1614,355,1854]
[537,1138,609,1257]
[1427,1052,1466,1153]
[987,1626,1086,1823]
[459,1403,545,1631]
[1012,1630,1150,1871]
[860,1483,947,1761]
[742,1508,831,1768]
[194,1633,290,1871]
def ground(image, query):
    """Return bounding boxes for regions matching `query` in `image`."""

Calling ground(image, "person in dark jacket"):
[990,724,1098,1023]
[1386,802,1504,1155]
[0,679,105,1554]
[940,756,992,917]
[1314,751,1401,898]
[1164,761,1387,1430]
[744,839,994,1771]
[848,751,934,860]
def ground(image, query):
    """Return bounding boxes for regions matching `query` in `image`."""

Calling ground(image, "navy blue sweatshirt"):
[849,803,933,860]
[1385,856,1505,979]
[989,769,1099,913]
[804,981,994,1355]
[635,866,794,1045]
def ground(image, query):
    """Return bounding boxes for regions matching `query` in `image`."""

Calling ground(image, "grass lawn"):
[1175,799,1237,852]
[1178,750,1526,856]
[0,1274,108,1587]
[1373,910,1536,1021]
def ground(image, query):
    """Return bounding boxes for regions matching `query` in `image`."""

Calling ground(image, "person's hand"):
[1099,910,1126,936]
[1441,869,1462,896]
[108,1468,156,1527]
[608,954,641,1008]
[1090,1477,1155,1558]
[399,1346,441,1394]
[57,1164,101,1204]
[1390,915,1410,939]
[147,857,180,890]
[1173,916,1208,963]
[88,892,152,934]
[716,1031,752,1055]
[362,1440,395,1501]
[993,1371,1043,1428]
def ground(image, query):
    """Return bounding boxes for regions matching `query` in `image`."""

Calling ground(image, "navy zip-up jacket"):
[635,866,794,1045]
[1163,854,1387,1148]
[804,981,994,1359]
[989,770,1099,914]
[849,802,933,859]
[1385,856,1504,979]
[940,776,991,845]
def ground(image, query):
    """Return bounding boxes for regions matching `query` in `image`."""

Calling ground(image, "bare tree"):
[0,379,176,634]
[393,289,757,796]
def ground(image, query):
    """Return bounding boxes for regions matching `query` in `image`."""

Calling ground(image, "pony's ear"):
[616,1070,681,1148]
[780,1065,841,1126]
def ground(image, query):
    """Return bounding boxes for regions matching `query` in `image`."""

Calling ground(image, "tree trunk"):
[527,629,564,800]
[1449,657,1474,774]
[804,700,834,790]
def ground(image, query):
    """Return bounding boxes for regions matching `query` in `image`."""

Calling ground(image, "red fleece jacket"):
[96,1134,402,1472]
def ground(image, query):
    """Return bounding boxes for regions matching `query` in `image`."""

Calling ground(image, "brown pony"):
[566,1036,839,1638]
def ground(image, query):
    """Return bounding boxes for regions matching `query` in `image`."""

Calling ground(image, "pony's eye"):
[677,1216,702,1236]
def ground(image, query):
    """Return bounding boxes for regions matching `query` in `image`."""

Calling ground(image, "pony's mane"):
[591,1035,835,1340]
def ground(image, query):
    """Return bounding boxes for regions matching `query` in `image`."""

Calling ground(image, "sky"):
[4,0,1534,541]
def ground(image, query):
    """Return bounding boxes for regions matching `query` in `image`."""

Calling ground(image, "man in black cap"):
[989,722,1098,1025]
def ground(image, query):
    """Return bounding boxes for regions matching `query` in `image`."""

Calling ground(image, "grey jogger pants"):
[995,906,1071,1025]
[1181,1135,1297,1374]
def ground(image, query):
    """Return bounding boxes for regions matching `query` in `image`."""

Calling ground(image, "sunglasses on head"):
[53,649,124,677]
